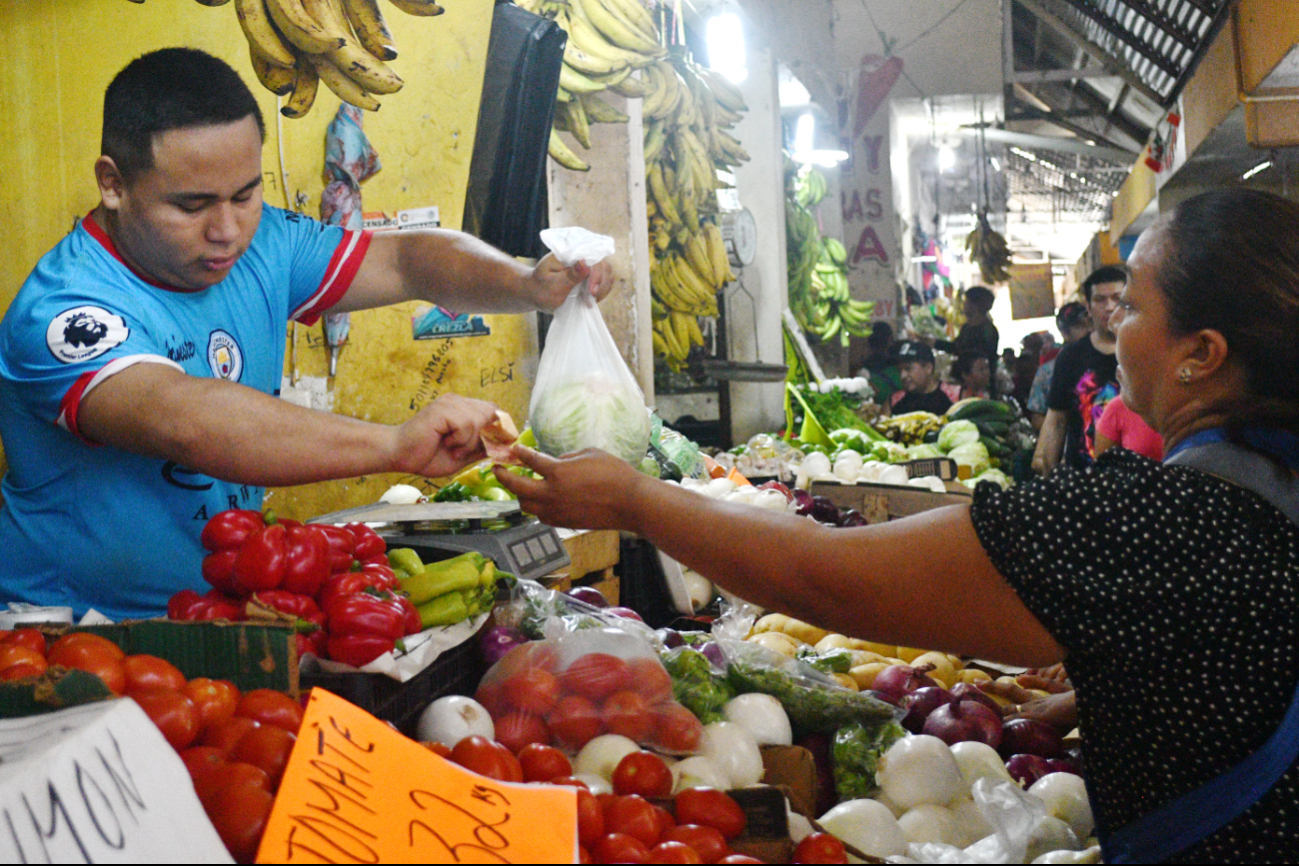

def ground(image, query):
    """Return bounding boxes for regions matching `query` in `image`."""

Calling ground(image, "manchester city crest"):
[207,330,244,381]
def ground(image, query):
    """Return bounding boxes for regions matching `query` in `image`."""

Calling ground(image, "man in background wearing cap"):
[889,342,953,416]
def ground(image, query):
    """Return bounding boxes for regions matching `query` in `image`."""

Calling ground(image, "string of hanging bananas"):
[645,54,750,370]
[140,0,445,118]
[515,0,666,171]
[966,210,1013,284]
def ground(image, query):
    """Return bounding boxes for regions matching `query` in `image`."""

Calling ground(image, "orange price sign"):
[256,689,578,864]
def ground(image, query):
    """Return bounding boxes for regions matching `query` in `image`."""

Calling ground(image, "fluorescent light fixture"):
[938,145,956,171]
[794,113,814,155]
[911,256,938,263]
[1242,160,1273,180]
[792,112,848,166]
[706,13,747,84]
[989,156,1001,171]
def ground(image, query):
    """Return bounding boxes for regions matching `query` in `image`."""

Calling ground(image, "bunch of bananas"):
[965,211,1012,284]
[873,411,944,445]
[809,239,875,347]
[517,0,665,172]
[644,53,749,370]
[146,0,445,118]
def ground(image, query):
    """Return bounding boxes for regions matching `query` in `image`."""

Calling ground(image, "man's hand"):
[392,394,501,479]
[492,444,641,530]
[528,254,614,310]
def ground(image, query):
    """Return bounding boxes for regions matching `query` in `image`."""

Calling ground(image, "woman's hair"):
[1153,188,1299,431]
[950,353,986,384]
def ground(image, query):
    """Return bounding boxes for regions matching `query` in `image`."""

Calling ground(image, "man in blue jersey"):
[0,48,612,620]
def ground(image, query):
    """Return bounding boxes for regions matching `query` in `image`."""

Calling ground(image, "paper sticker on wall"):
[412,305,492,340]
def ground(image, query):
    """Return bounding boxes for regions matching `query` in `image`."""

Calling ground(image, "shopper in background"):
[1027,301,1091,431]
[1011,332,1046,408]
[854,321,903,406]
[947,353,992,401]
[498,187,1299,862]
[929,285,1000,395]
[1032,266,1127,473]
[0,48,610,621]
[888,341,953,416]
[1095,394,1164,460]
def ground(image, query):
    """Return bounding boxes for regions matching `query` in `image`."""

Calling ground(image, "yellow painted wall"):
[0,0,542,519]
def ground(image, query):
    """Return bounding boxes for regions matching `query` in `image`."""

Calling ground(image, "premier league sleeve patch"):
[46,306,130,363]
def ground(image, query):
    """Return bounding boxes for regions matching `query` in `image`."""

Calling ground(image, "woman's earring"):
[1178,367,1192,384]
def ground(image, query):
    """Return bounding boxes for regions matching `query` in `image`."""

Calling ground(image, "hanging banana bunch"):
[517,0,666,171]
[965,210,1013,284]
[136,0,447,118]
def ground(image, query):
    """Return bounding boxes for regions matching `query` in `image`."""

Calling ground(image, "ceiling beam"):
[1015,0,1167,106]
[1055,0,1183,79]
[1010,66,1120,83]
[964,126,1137,164]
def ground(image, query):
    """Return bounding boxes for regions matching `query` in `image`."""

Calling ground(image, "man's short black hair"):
[964,285,995,311]
[102,47,264,182]
[1081,265,1127,302]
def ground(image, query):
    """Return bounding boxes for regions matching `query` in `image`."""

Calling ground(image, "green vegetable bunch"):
[661,646,736,724]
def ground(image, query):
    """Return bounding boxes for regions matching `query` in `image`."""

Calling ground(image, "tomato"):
[47,632,125,662]
[663,825,728,864]
[201,717,262,755]
[627,657,674,705]
[492,642,559,680]
[549,775,589,789]
[131,688,200,751]
[503,667,560,715]
[547,694,605,751]
[613,751,673,798]
[185,678,241,732]
[716,856,764,864]
[450,735,523,783]
[0,661,47,681]
[652,702,704,753]
[653,804,677,839]
[604,794,663,847]
[603,690,652,742]
[518,743,572,783]
[0,644,46,672]
[579,845,591,864]
[1,628,47,655]
[236,689,303,734]
[494,711,551,755]
[592,832,651,864]
[207,782,275,863]
[474,681,507,717]
[792,832,849,864]
[123,654,187,694]
[561,653,633,702]
[422,741,453,759]
[649,840,704,864]
[673,788,746,841]
[576,787,604,847]
[232,724,297,789]
[180,745,228,783]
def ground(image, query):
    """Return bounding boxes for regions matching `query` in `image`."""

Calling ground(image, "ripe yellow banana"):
[249,46,297,95]
[304,0,404,94]
[564,98,591,149]
[548,128,590,171]
[265,0,345,54]
[684,231,716,288]
[342,0,398,61]
[609,71,652,99]
[387,0,444,14]
[704,222,733,284]
[648,163,681,225]
[573,0,659,55]
[280,57,320,118]
[235,0,297,68]
[308,53,381,110]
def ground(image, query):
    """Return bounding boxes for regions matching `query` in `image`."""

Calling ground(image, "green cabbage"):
[962,468,1011,490]
[947,441,991,476]
[937,420,981,454]
[906,443,944,460]
[532,376,651,464]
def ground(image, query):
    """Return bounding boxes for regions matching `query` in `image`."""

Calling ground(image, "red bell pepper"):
[316,525,357,573]
[168,588,246,621]
[345,523,387,561]
[325,633,394,668]
[325,592,406,642]
[317,571,390,613]
[359,561,399,592]
[280,525,331,596]
[253,590,323,623]
[200,509,264,553]
[201,549,241,596]
[297,629,328,660]
[395,594,423,636]
[231,522,288,594]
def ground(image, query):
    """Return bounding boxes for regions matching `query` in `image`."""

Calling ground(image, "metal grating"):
[1047,0,1234,107]
[1005,146,1129,222]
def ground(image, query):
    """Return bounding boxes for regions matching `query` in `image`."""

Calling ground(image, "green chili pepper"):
[418,591,468,628]
[398,552,485,605]
[387,547,425,579]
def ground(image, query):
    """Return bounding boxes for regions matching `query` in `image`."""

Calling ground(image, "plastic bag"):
[530,227,651,464]
[905,779,1085,864]
[473,623,705,755]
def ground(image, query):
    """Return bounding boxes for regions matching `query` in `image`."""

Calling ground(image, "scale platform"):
[308,501,570,584]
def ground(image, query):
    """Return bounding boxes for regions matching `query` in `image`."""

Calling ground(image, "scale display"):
[722,207,758,267]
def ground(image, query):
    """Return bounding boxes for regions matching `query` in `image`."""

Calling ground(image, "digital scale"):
[308,500,570,584]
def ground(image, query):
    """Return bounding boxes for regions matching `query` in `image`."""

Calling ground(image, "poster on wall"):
[839,54,903,325]
[1008,263,1055,320]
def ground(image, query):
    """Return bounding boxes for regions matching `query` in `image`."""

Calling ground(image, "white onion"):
[879,465,910,485]
[877,735,965,811]
[723,693,793,746]
[671,756,731,793]
[1025,816,1082,863]
[415,696,494,747]
[572,773,612,795]
[802,452,832,478]
[897,804,959,846]
[947,797,994,848]
[1029,773,1095,839]
[950,740,1016,790]
[700,721,764,787]
[573,734,640,781]
[380,484,425,504]
[818,799,907,859]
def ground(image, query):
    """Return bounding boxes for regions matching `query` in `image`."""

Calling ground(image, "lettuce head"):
[532,375,651,464]
[937,420,981,454]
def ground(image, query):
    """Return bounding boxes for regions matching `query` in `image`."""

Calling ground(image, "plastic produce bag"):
[530,227,651,464]
[473,623,705,755]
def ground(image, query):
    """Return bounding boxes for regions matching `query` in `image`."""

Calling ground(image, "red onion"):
[566,586,609,608]
[1046,757,1084,777]
[950,682,1002,716]
[899,686,955,733]
[922,699,1003,748]
[700,640,727,670]
[999,718,1066,759]
[756,481,794,502]
[605,606,644,622]
[479,625,529,668]
[1006,753,1054,787]
[871,664,941,705]
[656,628,685,649]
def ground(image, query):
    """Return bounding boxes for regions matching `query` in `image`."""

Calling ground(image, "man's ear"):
[95,156,125,210]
